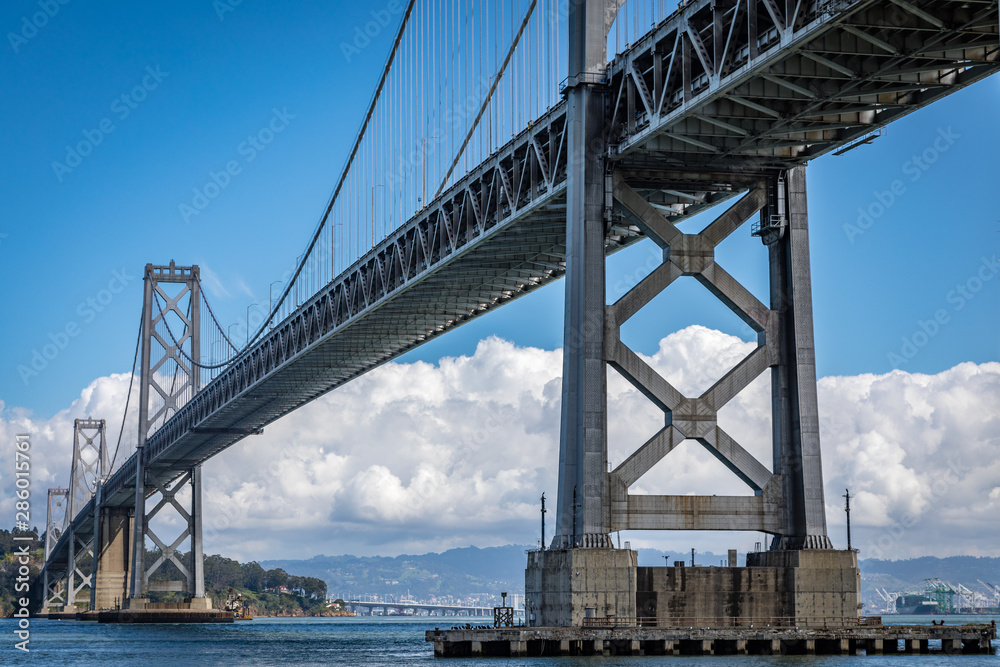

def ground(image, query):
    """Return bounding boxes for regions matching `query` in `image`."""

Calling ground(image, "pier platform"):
[426,620,997,657]
[97,609,234,623]
[35,609,234,623]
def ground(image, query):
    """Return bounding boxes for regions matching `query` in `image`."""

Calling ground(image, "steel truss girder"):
[608,172,783,534]
[606,0,999,167]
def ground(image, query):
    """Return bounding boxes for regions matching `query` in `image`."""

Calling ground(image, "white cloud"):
[2,328,997,562]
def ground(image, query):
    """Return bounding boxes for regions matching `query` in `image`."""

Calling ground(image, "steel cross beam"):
[606,0,999,168]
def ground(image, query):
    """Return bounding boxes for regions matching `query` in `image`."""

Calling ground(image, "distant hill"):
[262,545,744,601]
[860,556,1000,587]
[858,556,1000,612]
[261,545,532,603]
[263,546,1000,609]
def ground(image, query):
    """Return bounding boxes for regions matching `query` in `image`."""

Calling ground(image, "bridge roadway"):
[344,600,522,617]
[48,0,998,566]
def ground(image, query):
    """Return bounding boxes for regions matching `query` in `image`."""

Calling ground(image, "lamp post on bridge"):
[371,184,384,248]
[269,281,282,329]
[420,136,439,208]
[246,303,258,347]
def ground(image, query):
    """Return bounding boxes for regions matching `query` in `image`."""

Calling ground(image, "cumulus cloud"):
[1,327,997,562]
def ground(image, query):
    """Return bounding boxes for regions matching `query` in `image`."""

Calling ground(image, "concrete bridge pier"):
[92,507,132,610]
[527,0,857,630]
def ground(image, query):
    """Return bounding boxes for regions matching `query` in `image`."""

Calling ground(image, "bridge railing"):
[583,615,879,629]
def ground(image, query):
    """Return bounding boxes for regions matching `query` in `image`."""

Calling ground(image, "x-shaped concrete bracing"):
[142,471,194,590]
[607,174,784,533]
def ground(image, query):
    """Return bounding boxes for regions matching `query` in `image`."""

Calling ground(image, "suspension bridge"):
[39,0,998,629]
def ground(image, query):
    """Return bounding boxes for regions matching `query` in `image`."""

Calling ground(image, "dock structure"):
[35,608,235,623]
[427,621,997,658]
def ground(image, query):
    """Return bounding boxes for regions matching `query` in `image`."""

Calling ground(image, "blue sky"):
[2,0,998,419]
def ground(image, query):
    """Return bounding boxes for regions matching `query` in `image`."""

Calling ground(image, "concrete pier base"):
[93,508,131,611]
[524,548,637,627]
[98,609,233,623]
[427,623,997,657]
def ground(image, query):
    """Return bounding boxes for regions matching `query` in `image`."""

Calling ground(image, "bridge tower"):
[126,261,209,610]
[63,418,107,610]
[41,488,69,611]
[527,0,854,628]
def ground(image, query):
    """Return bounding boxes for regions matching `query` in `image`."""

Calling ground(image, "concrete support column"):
[510,640,527,657]
[65,528,77,608]
[736,639,748,655]
[770,639,782,654]
[191,465,205,599]
[559,640,570,654]
[553,0,612,549]
[943,638,962,654]
[868,638,884,654]
[701,639,715,655]
[630,639,641,655]
[768,166,832,549]
[88,481,102,611]
[93,508,131,610]
[128,452,146,603]
[470,640,482,656]
[804,639,816,654]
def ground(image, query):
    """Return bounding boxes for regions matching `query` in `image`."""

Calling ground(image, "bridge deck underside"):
[48,0,998,566]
